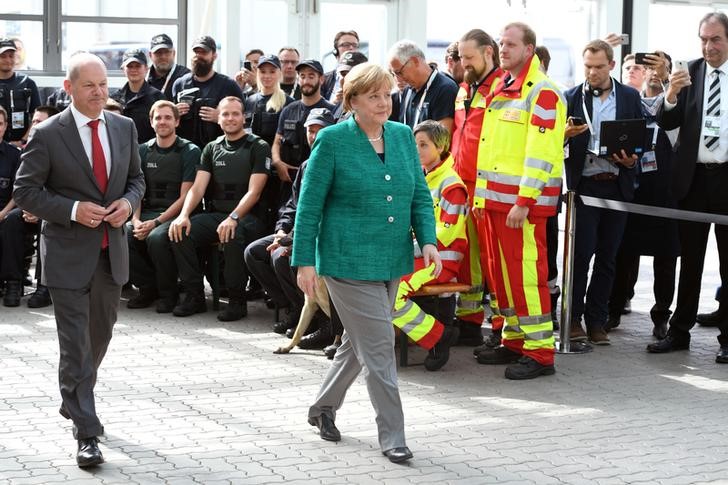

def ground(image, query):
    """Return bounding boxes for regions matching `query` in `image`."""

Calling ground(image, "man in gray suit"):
[13,53,145,468]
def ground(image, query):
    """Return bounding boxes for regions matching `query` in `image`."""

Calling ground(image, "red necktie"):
[87,119,108,249]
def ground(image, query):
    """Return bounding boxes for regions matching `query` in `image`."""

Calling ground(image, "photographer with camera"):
[171,36,243,149]
[0,38,40,146]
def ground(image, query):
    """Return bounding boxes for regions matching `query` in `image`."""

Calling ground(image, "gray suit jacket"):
[14,108,145,289]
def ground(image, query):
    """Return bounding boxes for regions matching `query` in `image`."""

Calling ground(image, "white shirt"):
[664,59,728,163]
[68,104,130,221]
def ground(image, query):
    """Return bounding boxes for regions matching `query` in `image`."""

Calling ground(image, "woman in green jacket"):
[292,63,440,464]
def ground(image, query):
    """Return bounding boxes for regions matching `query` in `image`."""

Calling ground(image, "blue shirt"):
[583,87,619,177]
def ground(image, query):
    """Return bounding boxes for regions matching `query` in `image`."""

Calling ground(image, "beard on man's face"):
[463,64,485,84]
[300,81,320,97]
[193,58,213,77]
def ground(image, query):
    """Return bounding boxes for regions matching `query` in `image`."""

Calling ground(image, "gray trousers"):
[50,251,120,440]
[308,276,405,451]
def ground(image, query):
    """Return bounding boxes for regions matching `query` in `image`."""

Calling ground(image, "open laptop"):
[598,119,647,157]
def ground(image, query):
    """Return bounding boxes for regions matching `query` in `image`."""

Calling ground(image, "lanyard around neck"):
[403,68,438,126]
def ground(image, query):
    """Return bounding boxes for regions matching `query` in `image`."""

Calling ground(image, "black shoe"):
[646,334,690,353]
[323,341,340,360]
[476,345,521,365]
[286,324,317,339]
[424,326,459,371]
[245,288,266,301]
[298,326,333,350]
[173,291,207,317]
[505,356,556,380]
[716,346,728,364]
[273,308,299,334]
[621,299,632,315]
[76,437,104,468]
[456,320,484,346]
[27,285,52,308]
[2,280,22,307]
[156,297,176,314]
[217,299,247,321]
[604,314,621,332]
[696,309,725,327]
[383,446,413,463]
[308,414,341,442]
[652,321,668,340]
[126,289,158,309]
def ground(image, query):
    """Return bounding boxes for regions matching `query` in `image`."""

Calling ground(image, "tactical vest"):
[279,109,308,167]
[140,137,192,211]
[205,134,263,214]
[0,76,32,142]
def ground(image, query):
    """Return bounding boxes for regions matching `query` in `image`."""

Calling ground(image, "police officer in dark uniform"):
[0,105,27,306]
[110,49,165,144]
[271,59,334,211]
[127,100,200,313]
[147,34,191,100]
[172,36,244,149]
[0,38,40,144]
[169,96,269,321]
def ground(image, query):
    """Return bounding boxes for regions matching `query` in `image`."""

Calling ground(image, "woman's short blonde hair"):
[343,63,395,112]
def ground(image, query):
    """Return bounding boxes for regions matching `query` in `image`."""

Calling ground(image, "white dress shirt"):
[664,59,728,163]
[68,104,130,221]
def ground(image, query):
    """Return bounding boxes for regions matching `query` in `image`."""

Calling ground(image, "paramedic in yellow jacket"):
[472,22,566,380]
[392,120,468,371]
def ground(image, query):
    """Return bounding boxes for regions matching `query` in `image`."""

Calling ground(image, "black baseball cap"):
[121,48,148,67]
[257,55,281,70]
[150,33,174,53]
[304,108,336,128]
[337,51,368,73]
[0,38,17,55]
[192,35,217,53]
[296,59,324,75]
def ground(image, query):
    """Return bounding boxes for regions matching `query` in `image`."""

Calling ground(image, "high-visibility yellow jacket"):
[473,55,566,217]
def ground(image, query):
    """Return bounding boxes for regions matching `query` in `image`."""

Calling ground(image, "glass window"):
[0,21,43,71]
[62,0,177,18]
[238,0,289,66]
[0,0,43,15]
[63,23,179,70]
[647,3,715,63]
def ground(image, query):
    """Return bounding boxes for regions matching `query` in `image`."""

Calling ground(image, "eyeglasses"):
[337,42,359,50]
[391,59,411,77]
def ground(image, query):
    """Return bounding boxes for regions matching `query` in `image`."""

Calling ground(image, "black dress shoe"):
[323,341,340,360]
[27,285,52,308]
[126,289,158,309]
[76,437,104,468]
[298,326,333,350]
[646,334,690,353]
[716,346,728,364]
[382,446,413,463]
[308,414,341,442]
[696,309,725,327]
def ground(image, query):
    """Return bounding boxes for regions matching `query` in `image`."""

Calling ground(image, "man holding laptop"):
[563,39,644,345]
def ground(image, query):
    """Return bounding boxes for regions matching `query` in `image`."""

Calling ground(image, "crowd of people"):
[3,12,728,467]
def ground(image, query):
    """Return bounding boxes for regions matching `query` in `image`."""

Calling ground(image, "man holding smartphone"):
[649,12,728,363]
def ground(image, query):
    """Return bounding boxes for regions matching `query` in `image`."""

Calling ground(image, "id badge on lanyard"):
[640,126,660,173]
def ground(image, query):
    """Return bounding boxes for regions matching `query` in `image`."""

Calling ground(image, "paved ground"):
[1,237,727,485]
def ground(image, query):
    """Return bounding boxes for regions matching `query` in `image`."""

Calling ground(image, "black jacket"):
[657,58,711,202]
[110,81,165,144]
[564,79,644,201]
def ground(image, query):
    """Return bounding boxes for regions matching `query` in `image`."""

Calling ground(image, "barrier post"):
[558,191,592,354]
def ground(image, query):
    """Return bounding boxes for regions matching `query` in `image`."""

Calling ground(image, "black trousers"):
[609,251,677,324]
[51,250,120,439]
[127,210,178,299]
[670,164,728,345]
[244,234,304,312]
[0,208,36,281]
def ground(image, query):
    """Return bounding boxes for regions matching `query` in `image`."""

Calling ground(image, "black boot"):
[298,314,333,349]
[218,289,247,321]
[27,284,52,308]
[3,280,23,307]
[127,288,158,309]
[173,288,207,317]
[424,325,460,371]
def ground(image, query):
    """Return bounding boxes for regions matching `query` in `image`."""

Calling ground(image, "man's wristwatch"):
[154,218,162,227]
[229,212,240,223]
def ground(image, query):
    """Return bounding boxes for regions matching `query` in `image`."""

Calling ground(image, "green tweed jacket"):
[291,116,436,281]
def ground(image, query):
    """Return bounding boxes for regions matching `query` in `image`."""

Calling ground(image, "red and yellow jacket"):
[451,67,503,186]
[472,55,566,217]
